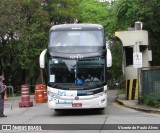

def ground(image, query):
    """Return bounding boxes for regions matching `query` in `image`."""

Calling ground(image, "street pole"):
[40,69,44,84]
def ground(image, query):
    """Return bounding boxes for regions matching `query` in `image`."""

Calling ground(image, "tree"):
[139,0,160,65]
[45,0,81,24]
[0,0,82,86]
[0,0,50,86]
[79,0,110,26]
[0,0,22,84]
[112,0,160,65]
[14,0,50,84]
[79,0,123,80]
[111,0,139,29]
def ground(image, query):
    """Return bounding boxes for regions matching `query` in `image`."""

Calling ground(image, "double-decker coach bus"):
[39,24,112,111]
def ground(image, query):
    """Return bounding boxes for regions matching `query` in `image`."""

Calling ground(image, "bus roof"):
[50,23,103,31]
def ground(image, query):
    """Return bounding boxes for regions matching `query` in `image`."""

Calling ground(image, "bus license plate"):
[72,103,82,107]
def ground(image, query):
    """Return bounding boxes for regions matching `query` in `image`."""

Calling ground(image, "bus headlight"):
[104,89,107,94]
[99,99,106,105]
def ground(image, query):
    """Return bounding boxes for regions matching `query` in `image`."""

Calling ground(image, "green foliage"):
[0,0,50,85]
[139,94,160,108]
[112,0,160,65]
[79,0,123,80]
[0,0,160,89]
[112,0,139,29]
[16,0,50,84]
[79,0,110,26]
[109,41,123,79]
[139,0,160,65]
[0,0,82,86]
[0,0,21,36]
[45,0,81,24]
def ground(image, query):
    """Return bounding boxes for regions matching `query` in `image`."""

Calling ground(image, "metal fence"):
[5,86,14,110]
[141,67,160,99]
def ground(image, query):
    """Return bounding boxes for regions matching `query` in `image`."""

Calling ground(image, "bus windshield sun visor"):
[47,82,106,90]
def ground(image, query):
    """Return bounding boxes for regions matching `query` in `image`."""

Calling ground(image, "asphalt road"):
[1,90,160,133]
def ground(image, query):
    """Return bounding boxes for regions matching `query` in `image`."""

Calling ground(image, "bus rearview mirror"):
[106,48,112,67]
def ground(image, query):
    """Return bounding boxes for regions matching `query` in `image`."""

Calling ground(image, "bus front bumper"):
[48,94,107,109]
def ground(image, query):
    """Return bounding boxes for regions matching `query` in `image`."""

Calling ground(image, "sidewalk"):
[116,94,160,114]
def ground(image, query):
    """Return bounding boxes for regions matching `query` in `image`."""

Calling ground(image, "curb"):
[116,97,160,114]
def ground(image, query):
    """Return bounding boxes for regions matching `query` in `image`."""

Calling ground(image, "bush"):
[139,94,160,108]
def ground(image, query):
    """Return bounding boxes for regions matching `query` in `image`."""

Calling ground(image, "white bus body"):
[40,24,112,110]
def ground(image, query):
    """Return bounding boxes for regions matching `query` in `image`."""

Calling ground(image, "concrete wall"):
[115,30,148,47]
[115,29,152,100]
[115,30,151,80]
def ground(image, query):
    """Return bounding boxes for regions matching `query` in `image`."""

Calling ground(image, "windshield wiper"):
[48,83,58,88]
[52,84,58,87]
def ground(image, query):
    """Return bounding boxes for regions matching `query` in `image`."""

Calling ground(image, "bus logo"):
[57,90,66,96]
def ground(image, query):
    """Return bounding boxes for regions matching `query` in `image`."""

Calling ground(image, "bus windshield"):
[49,30,103,47]
[48,58,105,89]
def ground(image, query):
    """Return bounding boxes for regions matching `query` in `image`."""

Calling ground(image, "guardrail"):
[5,86,14,110]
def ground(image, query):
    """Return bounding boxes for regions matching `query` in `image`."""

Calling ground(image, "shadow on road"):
[53,109,105,116]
